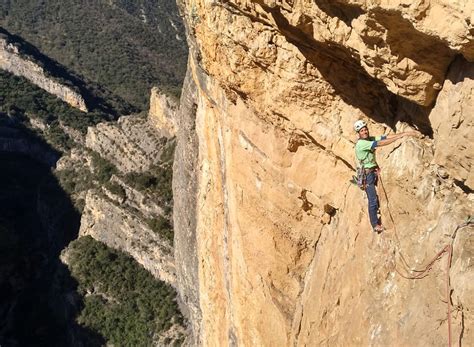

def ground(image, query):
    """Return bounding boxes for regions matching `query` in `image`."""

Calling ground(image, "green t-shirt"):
[355,136,385,169]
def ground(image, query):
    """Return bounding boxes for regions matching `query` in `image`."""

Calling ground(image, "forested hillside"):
[0,0,188,109]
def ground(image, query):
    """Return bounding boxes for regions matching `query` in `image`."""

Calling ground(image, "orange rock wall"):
[173,1,474,345]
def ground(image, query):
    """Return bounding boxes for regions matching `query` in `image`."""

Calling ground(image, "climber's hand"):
[403,130,420,137]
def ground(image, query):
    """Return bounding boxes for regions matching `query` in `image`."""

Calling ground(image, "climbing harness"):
[355,165,366,190]
[354,139,372,190]
[378,174,473,347]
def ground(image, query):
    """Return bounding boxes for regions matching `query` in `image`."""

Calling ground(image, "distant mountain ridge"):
[0,0,188,110]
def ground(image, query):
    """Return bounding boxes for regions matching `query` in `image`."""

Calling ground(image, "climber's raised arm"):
[376,131,418,147]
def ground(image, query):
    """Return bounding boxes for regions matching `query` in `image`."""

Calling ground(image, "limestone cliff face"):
[173,1,474,345]
[65,113,176,286]
[173,65,201,343]
[79,186,176,285]
[149,87,179,137]
[85,114,167,173]
[0,37,88,112]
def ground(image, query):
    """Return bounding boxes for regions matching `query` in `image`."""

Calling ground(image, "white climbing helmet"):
[354,120,367,133]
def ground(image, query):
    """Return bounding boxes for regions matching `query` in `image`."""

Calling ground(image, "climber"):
[353,120,418,233]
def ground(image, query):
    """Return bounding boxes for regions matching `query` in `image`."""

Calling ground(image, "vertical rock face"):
[0,37,88,112]
[149,87,179,137]
[173,62,202,343]
[173,1,474,345]
[429,56,474,190]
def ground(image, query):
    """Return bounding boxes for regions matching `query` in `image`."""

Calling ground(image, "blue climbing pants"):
[365,171,380,228]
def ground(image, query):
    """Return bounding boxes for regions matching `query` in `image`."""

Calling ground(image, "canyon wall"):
[173,1,474,346]
[0,37,88,112]
[74,113,176,285]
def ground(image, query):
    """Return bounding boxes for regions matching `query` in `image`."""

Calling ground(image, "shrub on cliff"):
[104,181,126,201]
[123,162,173,209]
[147,215,173,244]
[90,151,117,184]
[56,165,94,210]
[45,120,75,150]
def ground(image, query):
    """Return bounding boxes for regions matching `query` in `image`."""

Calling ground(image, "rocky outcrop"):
[66,96,179,290]
[65,109,177,285]
[85,114,166,173]
[429,55,474,192]
[79,186,175,285]
[61,111,176,286]
[149,87,178,137]
[0,37,88,112]
[173,0,474,345]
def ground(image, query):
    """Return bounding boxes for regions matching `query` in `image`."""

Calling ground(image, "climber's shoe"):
[373,225,385,233]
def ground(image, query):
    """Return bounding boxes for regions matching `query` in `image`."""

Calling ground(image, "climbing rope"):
[377,172,473,347]
[377,172,414,273]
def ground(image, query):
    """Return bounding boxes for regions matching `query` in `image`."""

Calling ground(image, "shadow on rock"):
[0,138,102,346]
[256,1,439,136]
